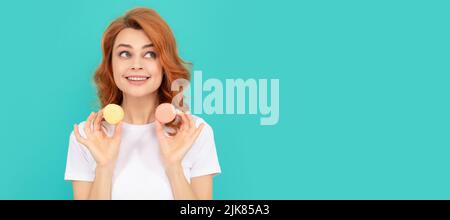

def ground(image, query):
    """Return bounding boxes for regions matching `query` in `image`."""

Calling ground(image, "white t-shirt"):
[64,115,221,200]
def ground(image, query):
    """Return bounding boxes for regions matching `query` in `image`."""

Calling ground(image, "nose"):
[131,57,143,71]
[131,66,143,70]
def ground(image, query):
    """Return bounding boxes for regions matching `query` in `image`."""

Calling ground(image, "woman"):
[64,7,221,200]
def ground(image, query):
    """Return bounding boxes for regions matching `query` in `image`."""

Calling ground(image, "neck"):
[121,93,159,125]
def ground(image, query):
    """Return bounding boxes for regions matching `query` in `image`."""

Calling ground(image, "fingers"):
[192,123,205,141]
[84,112,95,138]
[93,109,104,133]
[101,125,108,135]
[185,112,196,130]
[73,124,88,146]
[179,112,190,131]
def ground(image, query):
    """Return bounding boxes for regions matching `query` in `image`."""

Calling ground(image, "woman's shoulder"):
[70,120,87,137]
[70,120,98,138]
[183,114,219,166]
[190,114,213,132]
[188,114,217,145]
[72,120,114,137]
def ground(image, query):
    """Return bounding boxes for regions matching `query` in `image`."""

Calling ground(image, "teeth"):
[127,77,148,81]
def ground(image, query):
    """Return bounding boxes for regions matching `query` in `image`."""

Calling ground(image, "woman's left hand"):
[155,112,205,169]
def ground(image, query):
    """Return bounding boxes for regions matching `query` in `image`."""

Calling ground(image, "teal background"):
[0,0,449,199]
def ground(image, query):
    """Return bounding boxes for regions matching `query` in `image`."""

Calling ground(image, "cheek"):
[112,58,127,82]
[145,61,164,83]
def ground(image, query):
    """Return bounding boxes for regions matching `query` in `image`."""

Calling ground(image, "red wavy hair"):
[93,7,190,128]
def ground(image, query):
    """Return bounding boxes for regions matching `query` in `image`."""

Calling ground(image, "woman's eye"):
[119,51,131,58]
[144,51,156,59]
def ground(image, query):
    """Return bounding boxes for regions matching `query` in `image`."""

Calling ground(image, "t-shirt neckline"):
[121,121,156,129]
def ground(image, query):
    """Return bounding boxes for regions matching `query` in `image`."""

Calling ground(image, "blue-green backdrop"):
[0,0,449,199]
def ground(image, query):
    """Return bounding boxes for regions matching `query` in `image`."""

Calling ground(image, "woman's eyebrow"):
[116,43,132,49]
[142,43,154,49]
[116,43,154,49]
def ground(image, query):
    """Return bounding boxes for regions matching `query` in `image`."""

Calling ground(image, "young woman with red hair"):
[64,7,221,200]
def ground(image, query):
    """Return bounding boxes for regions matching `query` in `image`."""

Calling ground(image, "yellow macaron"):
[103,104,124,125]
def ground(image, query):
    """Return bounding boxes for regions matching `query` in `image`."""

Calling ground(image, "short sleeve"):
[190,121,222,178]
[64,123,96,182]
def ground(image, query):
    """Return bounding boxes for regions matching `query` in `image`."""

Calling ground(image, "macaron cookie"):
[155,103,177,124]
[103,104,124,125]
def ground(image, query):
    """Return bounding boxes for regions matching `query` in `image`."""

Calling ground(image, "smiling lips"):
[125,75,150,85]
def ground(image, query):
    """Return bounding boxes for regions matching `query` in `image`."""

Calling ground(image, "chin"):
[122,89,157,98]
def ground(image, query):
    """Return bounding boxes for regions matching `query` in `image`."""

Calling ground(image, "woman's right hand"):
[73,110,123,169]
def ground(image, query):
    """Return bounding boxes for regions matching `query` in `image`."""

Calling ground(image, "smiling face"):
[112,28,163,98]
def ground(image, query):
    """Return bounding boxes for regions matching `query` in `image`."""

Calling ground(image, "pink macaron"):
[155,103,177,124]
